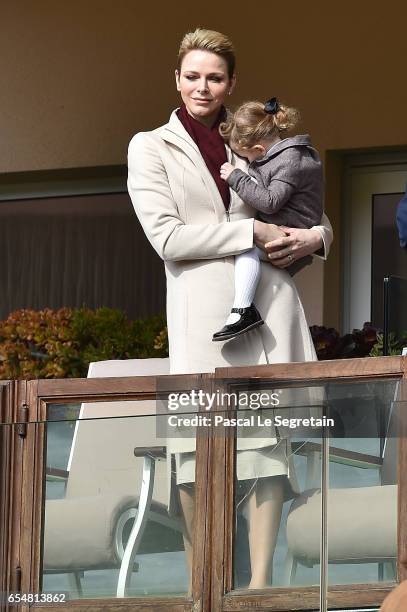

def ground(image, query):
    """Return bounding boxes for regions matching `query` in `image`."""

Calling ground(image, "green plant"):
[0,308,168,380]
[370,331,407,357]
[1,309,405,381]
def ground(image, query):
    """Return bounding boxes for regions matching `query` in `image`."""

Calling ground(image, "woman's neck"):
[184,106,220,129]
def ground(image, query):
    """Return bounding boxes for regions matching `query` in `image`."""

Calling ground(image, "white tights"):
[225,247,261,325]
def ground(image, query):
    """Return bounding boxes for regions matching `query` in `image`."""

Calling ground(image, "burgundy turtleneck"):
[177,104,230,210]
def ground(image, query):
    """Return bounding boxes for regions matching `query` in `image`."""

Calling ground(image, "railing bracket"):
[17,404,28,438]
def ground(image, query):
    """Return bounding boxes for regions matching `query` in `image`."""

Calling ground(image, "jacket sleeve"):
[227,149,303,214]
[127,132,254,262]
[227,167,296,214]
[396,193,407,248]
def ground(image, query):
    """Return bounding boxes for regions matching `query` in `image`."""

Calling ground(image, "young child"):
[212,97,323,342]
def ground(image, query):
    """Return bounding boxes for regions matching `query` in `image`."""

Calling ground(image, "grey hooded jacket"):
[227,134,323,228]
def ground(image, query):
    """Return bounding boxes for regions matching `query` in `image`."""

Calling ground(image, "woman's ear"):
[228,73,237,95]
[175,69,181,91]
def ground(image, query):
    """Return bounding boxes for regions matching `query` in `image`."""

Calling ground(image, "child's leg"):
[226,247,261,325]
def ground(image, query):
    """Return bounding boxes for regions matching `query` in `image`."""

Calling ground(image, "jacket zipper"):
[226,190,233,221]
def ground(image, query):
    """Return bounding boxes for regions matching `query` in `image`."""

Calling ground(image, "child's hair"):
[220,99,300,149]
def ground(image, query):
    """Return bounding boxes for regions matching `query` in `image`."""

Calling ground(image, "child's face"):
[231,142,267,163]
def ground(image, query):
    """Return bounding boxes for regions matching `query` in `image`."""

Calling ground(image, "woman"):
[128,28,333,589]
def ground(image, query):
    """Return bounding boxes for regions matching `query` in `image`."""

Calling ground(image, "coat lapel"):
[161,110,228,219]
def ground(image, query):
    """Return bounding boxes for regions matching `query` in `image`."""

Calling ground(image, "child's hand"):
[220,162,235,181]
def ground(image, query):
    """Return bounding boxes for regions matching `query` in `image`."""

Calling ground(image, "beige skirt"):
[175,439,288,485]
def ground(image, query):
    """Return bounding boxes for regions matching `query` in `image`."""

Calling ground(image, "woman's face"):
[175,50,235,127]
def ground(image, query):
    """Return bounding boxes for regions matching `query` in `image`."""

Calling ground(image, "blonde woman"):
[128,28,333,590]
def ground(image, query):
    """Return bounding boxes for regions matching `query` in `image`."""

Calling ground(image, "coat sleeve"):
[310,212,333,260]
[127,132,254,262]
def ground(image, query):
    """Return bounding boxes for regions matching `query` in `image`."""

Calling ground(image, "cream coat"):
[127,110,332,457]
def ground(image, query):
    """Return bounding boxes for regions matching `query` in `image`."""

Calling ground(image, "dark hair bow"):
[264,97,280,115]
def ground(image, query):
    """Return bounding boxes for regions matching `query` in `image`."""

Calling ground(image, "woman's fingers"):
[264,235,296,258]
[265,228,322,264]
[269,255,293,267]
[265,233,304,267]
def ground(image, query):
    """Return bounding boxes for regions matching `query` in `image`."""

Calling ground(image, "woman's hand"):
[264,226,323,267]
[220,162,236,181]
[253,221,286,250]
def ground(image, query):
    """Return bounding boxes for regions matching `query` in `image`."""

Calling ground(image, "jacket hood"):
[253,134,316,165]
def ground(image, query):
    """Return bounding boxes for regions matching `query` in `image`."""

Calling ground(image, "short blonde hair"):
[220,100,300,149]
[178,28,235,78]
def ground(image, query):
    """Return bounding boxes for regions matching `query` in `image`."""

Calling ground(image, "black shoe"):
[212,304,264,342]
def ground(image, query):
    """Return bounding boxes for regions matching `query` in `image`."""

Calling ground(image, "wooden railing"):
[0,355,406,612]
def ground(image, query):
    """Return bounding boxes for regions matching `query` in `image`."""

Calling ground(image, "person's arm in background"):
[396,190,407,248]
[128,132,282,262]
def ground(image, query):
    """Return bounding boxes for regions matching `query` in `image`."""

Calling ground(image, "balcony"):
[1,355,406,612]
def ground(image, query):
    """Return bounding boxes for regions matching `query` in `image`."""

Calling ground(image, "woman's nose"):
[197,79,209,92]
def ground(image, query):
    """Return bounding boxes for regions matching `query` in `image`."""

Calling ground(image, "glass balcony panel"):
[232,383,325,591]
[230,376,402,595]
[326,379,399,586]
[42,400,197,599]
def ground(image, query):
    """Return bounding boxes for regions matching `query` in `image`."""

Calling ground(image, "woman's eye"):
[183,75,223,82]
